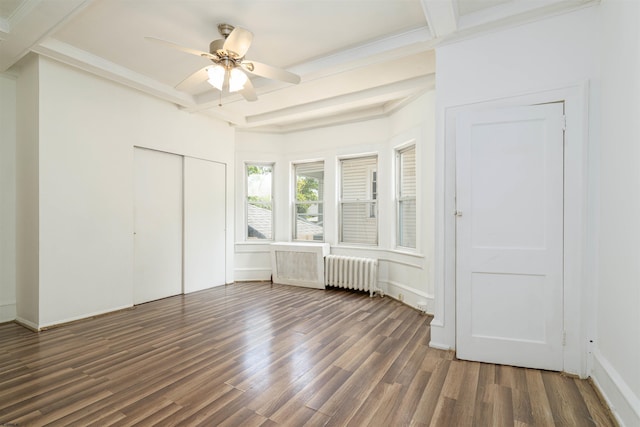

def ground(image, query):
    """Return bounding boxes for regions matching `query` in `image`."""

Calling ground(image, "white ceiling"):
[0,0,594,132]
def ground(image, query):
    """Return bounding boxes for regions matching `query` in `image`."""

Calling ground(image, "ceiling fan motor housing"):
[209,39,225,56]
[217,23,234,38]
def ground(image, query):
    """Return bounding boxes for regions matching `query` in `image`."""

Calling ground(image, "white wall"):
[0,73,17,323]
[15,55,40,328]
[433,6,600,351]
[234,91,436,312]
[434,4,639,425]
[593,1,640,425]
[15,56,235,328]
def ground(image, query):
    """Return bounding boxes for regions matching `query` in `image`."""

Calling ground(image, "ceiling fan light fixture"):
[207,65,226,90]
[207,65,247,93]
[228,68,248,92]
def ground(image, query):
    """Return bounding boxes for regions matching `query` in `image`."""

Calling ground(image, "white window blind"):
[397,145,416,248]
[340,155,378,245]
[293,161,324,241]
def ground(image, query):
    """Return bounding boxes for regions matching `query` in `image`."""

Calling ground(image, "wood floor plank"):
[0,282,617,426]
[411,358,452,425]
[524,368,554,426]
[447,361,480,426]
[575,378,618,426]
[391,369,432,426]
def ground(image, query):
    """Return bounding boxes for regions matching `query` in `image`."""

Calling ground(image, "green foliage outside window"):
[296,176,319,213]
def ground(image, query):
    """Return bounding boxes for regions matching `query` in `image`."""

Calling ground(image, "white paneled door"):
[455,103,565,371]
[183,157,226,293]
[134,148,183,304]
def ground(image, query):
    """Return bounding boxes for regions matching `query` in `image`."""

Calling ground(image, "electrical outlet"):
[398,293,404,302]
[417,300,428,313]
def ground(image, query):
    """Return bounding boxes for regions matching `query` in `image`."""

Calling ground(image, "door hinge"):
[562,331,567,346]
[562,115,567,131]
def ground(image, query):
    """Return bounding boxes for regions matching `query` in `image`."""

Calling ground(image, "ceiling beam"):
[456,0,596,31]
[242,74,435,130]
[288,26,433,80]
[33,39,194,106]
[0,0,95,72]
[420,0,458,38]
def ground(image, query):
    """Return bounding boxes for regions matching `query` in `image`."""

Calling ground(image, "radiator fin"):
[325,255,380,297]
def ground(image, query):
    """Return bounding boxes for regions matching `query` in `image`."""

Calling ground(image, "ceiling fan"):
[146,23,301,104]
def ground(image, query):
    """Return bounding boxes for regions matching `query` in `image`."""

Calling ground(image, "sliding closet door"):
[184,157,226,292]
[133,148,183,304]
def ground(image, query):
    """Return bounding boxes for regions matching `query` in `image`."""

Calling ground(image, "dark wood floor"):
[0,282,615,426]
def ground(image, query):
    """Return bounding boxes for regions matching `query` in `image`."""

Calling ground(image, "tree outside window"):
[246,164,273,240]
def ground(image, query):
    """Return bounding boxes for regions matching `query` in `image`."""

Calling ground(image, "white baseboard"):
[591,348,640,427]
[37,304,133,331]
[428,341,452,351]
[15,316,39,331]
[428,320,454,351]
[234,268,272,282]
[383,280,434,314]
[0,302,16,323]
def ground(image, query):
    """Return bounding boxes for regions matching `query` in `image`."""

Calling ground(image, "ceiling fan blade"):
[145,37,216,60]
[223,27,253,58]
[175,66,209,91]
[241,60,301,85]
[239,78,258,102]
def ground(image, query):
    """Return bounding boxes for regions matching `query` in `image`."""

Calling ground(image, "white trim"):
[392,138,418,152]
[234,243,272,253]
[16,304,133,331]
[330,246,426,263]
[431,82,590,377]
[428,341,452,351]
[15,317,39,331]
[234,268,273,282]
[384,279,434,314]
[591,349,640,427]
[395,143,417,251]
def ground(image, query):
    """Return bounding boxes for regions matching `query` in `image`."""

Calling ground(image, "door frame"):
[430,82,592,377]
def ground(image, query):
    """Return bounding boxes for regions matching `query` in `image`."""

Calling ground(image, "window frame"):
[245,162,275,241]
[292,160,325,242]
[395,143,417,250]
[338,154,379,246]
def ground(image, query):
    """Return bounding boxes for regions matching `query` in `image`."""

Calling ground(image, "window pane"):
[294,203,324,241]
[340,156,378,245]
[247,203,273,239]
[340,202,377,245]
[247,164,273,240]
[341,156,377,200]
[247,165,272,201]
[398,199,416,248]
[397,145,416,249]
[294,162,324,241]
[400,147,416,197]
